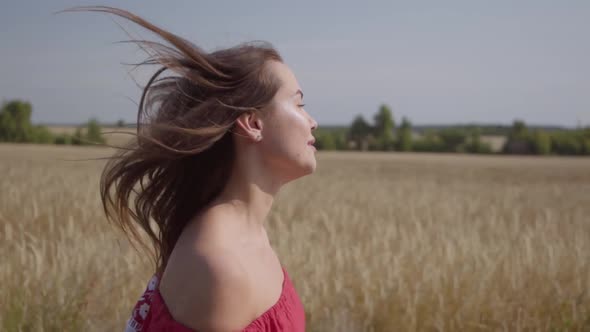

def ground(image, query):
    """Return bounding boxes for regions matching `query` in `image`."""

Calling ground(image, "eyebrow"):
[294,89,304,99]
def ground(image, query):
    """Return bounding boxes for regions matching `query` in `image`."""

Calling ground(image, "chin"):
[302,159,317,175]
[276,153,317,182]
[288,161,316,182]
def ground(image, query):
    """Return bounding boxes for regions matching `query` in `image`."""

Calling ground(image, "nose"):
[309,116,318,130]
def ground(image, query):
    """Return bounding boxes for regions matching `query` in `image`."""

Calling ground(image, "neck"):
[212,143,283,234]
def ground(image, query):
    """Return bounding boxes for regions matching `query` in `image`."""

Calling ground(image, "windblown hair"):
[60,6,284,275]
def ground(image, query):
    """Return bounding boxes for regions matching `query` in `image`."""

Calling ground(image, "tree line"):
[314,104,590,156]
[315,104,493,154]
[1,99,588,155]
[501,120,590,155]
[0,99,105,145]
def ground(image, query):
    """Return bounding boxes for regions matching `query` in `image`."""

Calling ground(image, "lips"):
[307,138,316,146]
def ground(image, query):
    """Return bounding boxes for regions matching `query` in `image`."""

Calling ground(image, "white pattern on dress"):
[124,275,159,331]
[139,303,151,320]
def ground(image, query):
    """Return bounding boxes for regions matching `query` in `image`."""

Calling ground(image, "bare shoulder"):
[160,250,255,331]
[159,233,255,331]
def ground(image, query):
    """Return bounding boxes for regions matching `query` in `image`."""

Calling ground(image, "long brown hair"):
[60,6,284,275]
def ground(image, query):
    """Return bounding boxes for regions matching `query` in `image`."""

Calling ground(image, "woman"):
[63,6,317,332]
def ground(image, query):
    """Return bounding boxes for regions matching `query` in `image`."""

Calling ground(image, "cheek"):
[266,126,299,153]
[269,103,308,136]
[264,107,308,155]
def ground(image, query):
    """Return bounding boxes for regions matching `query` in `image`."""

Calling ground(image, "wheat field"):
[1,144,589,331]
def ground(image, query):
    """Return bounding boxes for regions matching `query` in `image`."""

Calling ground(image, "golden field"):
[1,144,589,331]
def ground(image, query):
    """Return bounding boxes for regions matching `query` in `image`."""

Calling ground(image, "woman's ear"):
[234,112,264,142]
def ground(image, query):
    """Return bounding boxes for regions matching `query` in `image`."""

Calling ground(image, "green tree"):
[31,125,54,144]
[0,106,15,141]
[396,117,412,151]
[0,99,58,144]
[348,115,372,150]
[465,128,492,154]
[54,133,72,145]
[373,104,395,150]
[86,118,105,144]
[509,120,528,140]
[503,120,533,154]
[551,131,583,155]
[72,127,84,145]
[530,131,551,155]
[316,132,336,150]
[438,129,468,152]
[0,100,33,142]
[583,138,590,155]
[333,131,347,150]
[413,130,444,152]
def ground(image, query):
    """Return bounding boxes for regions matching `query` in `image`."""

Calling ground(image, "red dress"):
[125,266,306,332]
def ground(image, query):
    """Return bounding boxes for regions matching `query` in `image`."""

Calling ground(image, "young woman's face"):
[259,61,318,182]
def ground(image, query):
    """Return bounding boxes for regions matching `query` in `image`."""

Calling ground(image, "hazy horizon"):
[30,119,577,130]
[1,1,589,128]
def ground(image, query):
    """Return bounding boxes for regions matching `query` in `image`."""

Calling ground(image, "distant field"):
[1,144,589,331]
[48,126,137,147]
[480,135,506,152]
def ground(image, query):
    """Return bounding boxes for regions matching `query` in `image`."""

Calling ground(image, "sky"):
[1,0,589,127]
